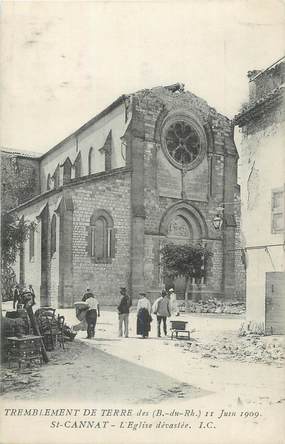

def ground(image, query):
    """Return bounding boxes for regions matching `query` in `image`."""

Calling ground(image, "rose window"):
[165,120,201,166]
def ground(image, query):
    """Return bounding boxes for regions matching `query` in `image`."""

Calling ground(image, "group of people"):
[135,288,178,339]
[12,283,179,342]
[81,286,179,340]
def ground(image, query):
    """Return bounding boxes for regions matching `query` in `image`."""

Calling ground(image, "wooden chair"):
[57,315,65,349]
[36,314,55,351]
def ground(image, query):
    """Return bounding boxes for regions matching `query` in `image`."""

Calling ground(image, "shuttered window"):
[272,188,284,233]
[89,210,115,263]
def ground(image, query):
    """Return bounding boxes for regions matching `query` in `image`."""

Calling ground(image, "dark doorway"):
[265,272,285,335]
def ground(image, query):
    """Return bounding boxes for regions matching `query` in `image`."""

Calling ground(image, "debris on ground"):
[180,299,245,315]
[174,334,285,366]
[0,367,41,394]
[238,321,265,336]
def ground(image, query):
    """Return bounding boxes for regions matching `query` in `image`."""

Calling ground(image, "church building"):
[3,83,244,307]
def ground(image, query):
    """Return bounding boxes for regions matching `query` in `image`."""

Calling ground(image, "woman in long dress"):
[136,292,152,338]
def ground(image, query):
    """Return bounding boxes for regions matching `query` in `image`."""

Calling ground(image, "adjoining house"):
[1,83,245,307]
[235,57,285,334]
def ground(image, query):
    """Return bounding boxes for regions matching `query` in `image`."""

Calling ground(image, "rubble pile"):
[181,335,285,365]
[181,299,245,315]
[238,321,265,336]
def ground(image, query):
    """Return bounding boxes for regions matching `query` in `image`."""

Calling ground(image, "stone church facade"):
[3,83,245,307]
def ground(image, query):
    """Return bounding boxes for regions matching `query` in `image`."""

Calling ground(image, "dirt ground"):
[0,338,206,403]
[1,305,285,444]
[1,306,284,407]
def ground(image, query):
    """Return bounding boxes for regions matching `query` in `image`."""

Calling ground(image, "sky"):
[0,0,284,154]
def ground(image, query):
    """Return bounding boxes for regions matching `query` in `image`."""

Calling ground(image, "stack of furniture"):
[35,308,66,351]
[35,308,57,351]
[6,335,43,368]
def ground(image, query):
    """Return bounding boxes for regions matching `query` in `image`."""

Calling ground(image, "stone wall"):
[12,192,62,306]
[71,169,131,305]
[129,86,243,300]
[12,168,131,307]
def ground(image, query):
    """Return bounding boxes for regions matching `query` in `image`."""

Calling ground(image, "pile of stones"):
[181,335,284,365]
[181,299,245,315]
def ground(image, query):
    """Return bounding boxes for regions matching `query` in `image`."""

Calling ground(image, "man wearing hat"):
[117,287,132,338]
[152,290,171,337]
[84,290,100,339]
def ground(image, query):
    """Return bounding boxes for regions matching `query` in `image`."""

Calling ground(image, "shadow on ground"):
[1,340,211,403]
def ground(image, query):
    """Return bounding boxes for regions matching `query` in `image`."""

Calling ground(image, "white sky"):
[0,0,284,154]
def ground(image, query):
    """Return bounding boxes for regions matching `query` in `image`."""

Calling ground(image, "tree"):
[160,242,212,306]
[1,212,37,301]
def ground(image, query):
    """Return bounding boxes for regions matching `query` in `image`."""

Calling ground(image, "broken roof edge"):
[2,81,232,162]
[135,83,231,122]
[248,55,285,82]
[234,85,284,126]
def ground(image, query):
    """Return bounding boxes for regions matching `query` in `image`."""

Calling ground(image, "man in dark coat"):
[118,287,132,338]
[13,284,21,309]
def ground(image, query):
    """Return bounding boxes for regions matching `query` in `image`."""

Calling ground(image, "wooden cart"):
[170,320,190,340]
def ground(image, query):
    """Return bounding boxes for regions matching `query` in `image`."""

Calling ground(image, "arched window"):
[88,147,94,175]
[51,214,57,257]
[74,152,81,178]
[89,210,115,262]
[52,165,60,189]
[63,157,72,184]
[47,174,51,191]
[99,131,112,171]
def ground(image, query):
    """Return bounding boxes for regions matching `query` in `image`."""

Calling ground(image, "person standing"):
[136,292,152,338]
[118,287,132,338]
[82,288,94,302]
[84,292,100,339]
[152,290,171,337]
[168,288,179,316]
[13,284,21,309]
[28,284,36,306]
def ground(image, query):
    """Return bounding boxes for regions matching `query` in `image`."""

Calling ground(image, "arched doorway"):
[166,215,192,299]
[159,202,208,300]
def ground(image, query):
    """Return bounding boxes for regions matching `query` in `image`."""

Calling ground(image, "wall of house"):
[237,119,285,323]
[39,103,128,191]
